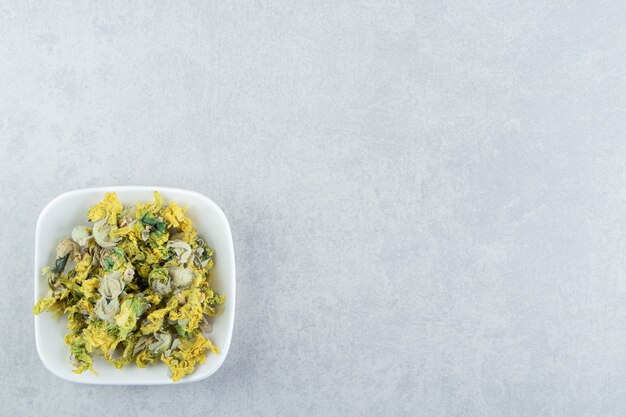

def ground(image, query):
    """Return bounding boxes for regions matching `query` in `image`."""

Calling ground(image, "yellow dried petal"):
[88,192,123,225]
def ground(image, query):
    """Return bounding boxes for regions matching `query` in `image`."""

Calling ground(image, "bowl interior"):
[34,187,235,384]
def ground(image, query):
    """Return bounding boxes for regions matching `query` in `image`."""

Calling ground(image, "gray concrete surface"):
[2,1,626,416]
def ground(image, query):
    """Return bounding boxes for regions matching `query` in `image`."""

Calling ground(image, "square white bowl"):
[34,186,236,385]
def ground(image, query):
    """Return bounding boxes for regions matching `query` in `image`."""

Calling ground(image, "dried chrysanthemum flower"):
[71,226,92,247]
[168,265,194,289]
[148,331,173,354]
[99,271,125,299]
[92,215,122,249]
[94,297,120,323]
[57,238,79,259]
[148,267,172,295]
[167,240,193,265]
[100,247,126,272]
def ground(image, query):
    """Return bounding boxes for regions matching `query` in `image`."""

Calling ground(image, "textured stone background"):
[2,1,626,416]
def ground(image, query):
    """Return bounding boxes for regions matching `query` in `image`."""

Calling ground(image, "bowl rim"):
[34,186,236,385]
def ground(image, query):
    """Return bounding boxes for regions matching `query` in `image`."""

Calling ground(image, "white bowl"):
[34,186,236,385]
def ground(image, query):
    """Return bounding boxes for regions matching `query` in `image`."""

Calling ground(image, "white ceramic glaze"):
[34,186,236,385]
